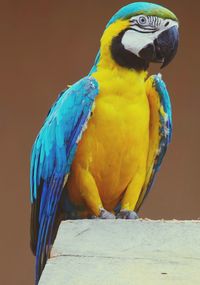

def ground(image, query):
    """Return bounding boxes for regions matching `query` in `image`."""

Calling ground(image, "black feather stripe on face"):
[110,29,149,70]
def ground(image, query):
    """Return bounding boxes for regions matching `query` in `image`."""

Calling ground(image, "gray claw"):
[117,210,139,220]
[99,208,116,219]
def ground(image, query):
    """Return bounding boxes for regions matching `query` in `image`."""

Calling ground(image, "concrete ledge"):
[39,220,200,285]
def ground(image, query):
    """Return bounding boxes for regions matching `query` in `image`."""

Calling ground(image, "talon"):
[99,208,116,219]
[91,215,98,219]
[117,210,139,220]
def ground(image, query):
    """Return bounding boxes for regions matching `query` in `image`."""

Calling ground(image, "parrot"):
[30,2,179,283]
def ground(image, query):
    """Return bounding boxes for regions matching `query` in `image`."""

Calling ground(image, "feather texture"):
[30,77,98,283]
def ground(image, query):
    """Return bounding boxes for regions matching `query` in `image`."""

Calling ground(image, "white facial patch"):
[121,16,178,57]
[122,29,156,56]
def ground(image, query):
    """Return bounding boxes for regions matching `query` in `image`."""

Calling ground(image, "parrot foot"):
[117,210,139,220]
[92,208,115,219]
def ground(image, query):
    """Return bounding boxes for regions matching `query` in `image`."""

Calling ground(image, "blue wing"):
[136,74,172,211]
[30,76,98,283]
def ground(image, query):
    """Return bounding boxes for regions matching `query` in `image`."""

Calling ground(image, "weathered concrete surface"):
[39,220,200,285]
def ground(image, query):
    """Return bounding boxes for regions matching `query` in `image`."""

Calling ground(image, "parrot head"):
[96,2,179,71]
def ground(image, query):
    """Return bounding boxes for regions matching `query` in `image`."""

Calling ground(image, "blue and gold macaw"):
[30,2,179,283]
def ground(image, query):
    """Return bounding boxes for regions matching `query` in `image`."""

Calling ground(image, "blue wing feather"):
[146,75,172,196]
[30,76,98,283]
[136,74,172,211]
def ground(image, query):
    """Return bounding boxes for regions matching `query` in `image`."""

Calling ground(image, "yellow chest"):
[67,68,150,209]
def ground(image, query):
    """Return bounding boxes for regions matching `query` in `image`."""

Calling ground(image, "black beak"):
[155,25,179,68]
[139,25,179,68]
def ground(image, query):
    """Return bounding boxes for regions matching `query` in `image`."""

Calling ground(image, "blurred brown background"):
[0,0,199,284]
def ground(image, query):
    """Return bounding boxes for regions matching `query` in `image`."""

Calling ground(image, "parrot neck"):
[94,58,147,81]
[91,57,148,101]
[94,46,148,81]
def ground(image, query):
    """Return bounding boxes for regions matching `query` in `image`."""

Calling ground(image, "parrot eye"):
[130,15,162,30]
[138,16,148,26]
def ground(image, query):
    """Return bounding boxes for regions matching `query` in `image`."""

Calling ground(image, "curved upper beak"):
[139,25,179,68]
[155,25,179,68]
